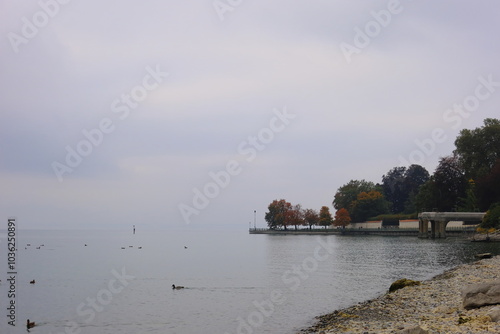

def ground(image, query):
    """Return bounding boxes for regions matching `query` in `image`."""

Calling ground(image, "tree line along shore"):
[264,118,500,234]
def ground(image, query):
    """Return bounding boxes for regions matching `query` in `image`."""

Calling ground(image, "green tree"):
[458,179,478,212]
[403,165,430,212]
[476,159,500,211]
[318,206,333,229]
[334,208,351,228]
[454,118,500,178]
[303,208,319,230]
[414,178,440,212]
[415,156,467,212]
[265,199,292,230]
[333,180,376,212]
[382,166,407,214]
[433,155,467,211]
[382,165,430,214]
[405,164,431,189]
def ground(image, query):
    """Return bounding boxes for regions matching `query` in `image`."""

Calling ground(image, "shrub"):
[481,203,500,229]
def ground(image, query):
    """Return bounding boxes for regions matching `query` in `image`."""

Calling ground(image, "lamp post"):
[254,210,256,230]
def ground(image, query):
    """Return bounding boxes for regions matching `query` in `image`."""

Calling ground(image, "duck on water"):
[27,319,35,329]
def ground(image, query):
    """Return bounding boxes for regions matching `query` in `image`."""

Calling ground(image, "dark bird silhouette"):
[172,284,184,289]
[27,319,35,329]
[30,280,35,284]
[184,246,188,249]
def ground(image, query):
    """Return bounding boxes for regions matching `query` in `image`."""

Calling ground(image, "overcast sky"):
[1,1,499,230]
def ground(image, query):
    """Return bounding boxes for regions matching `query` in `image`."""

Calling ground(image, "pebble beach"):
[300,254,500,334]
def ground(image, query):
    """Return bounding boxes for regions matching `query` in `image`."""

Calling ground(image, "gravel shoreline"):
[299,255,500,334]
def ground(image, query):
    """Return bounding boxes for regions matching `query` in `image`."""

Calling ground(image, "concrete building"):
[347,220,382,229]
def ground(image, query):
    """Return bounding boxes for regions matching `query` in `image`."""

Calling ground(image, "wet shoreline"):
[298,255,500,334]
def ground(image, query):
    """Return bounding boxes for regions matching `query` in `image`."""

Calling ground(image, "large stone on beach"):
[398,326,429,334]
[487,305,500,322]
[389,278,421,293]
[475,253,493,259]
[462,281,500,309]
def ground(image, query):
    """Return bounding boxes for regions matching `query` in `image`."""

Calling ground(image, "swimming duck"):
[27,319,35,328]
[172,284,184,289]
[30,280,35,284]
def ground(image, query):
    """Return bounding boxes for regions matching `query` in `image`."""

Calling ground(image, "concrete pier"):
[418,212,485,238]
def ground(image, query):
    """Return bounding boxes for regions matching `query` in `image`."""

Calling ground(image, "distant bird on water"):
[27,319,35,329]
[184,246,188,249]
[30,280,35,284]
[172,284,184,289]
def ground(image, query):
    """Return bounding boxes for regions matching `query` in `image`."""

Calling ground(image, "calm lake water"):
[0,229,497,334]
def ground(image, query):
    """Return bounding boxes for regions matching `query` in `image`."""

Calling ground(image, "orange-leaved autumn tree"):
[318,206,333,229]
[286,204,305,230]
[304,208,319,230]
[265,199,292,230]
[350,190,389,222]
[334,208,351,228]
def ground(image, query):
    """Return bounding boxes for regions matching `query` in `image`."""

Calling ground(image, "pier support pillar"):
[418,218,429,238]
[434,220,448,238]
